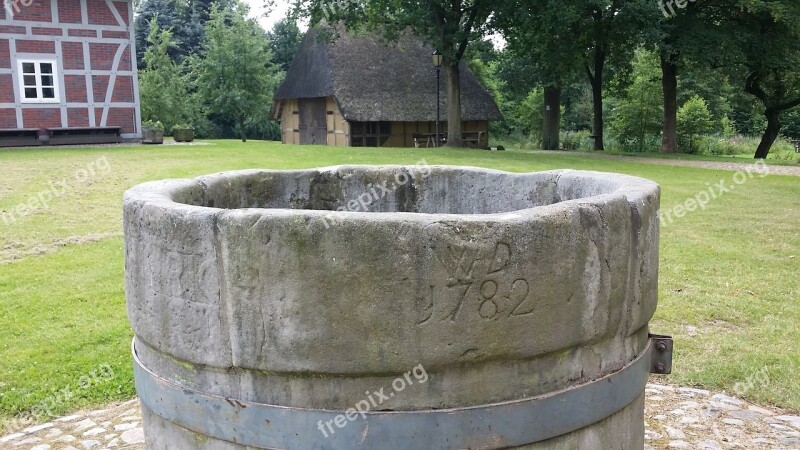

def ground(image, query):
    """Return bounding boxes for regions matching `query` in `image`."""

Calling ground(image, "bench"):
[792,139,800,153]
[412,133,446,148]
[462,131,484,148]
[0,128,40,147]
[48,127,122,145]
[0,127,122,147]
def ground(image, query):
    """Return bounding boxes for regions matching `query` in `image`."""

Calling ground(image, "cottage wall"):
[0,0,140,137]
[279,98,299,144]
[382,120,489,148]
[325,96,348,146]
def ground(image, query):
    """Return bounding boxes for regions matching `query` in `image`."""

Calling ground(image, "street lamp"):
[432,50,443,147]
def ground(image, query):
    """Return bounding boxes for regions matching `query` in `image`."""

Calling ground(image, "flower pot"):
[173,128,194,143]
[142,127,164,145]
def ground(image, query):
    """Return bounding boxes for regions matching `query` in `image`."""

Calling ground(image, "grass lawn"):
[1,140,798,432]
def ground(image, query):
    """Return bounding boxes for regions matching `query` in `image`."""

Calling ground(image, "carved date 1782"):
[416,242,534,325]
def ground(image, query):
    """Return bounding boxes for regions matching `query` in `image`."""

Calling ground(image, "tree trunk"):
[587,47,606,151]
[661,56,678,153]
[542,85,561,150]
[755,109,780,159]
[239,117,247,142]
[443,61,463,147]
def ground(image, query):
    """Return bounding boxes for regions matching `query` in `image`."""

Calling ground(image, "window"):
[17,60,59,104]
[350,121,391,147]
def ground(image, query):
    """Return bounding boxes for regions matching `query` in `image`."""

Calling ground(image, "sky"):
[245,0,298,32]
[244,0,504,47]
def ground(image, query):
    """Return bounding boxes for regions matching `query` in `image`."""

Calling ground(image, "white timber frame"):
[0,0,141,138]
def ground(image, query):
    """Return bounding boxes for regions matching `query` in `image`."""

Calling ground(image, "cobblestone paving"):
[0,400,144,450]
[2,383,799,449]
[645,383,800,449]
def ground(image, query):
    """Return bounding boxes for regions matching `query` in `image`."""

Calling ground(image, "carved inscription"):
[416,243,534,325]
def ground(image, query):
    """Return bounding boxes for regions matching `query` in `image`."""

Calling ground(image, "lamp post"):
[432,50,443,147]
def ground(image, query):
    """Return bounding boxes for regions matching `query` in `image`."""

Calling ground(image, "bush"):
[560,130,593,151]
[678,96,714,153]
[612,134,662,153]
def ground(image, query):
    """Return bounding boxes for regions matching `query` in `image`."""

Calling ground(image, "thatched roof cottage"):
[270,29,502,148]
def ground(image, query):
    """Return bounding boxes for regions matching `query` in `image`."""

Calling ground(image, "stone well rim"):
[123,166,660,221]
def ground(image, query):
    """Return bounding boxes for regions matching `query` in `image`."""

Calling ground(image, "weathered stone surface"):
[124,166,662,449]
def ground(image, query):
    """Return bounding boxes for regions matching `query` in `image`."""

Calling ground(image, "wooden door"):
[299,98,327,145]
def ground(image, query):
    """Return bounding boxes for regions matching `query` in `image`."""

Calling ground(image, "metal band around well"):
[133,338,651,450]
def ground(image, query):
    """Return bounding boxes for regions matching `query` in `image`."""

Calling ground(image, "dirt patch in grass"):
[0,232,122,264]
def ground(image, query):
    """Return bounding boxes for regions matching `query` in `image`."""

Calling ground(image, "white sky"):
[245,0,298,32]
[245,0,504,47]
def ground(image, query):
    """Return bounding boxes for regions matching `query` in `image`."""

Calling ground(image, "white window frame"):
[17,59,60,104]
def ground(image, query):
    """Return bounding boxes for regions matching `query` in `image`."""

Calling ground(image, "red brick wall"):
[61,41,83,69]
[89,43,118,70]
[113,1,128,25]
[0,40,10,68]
[0,109,16,128]
[0,25,26,34]
[86,0,117,25]
[64,75,87,102]
[0,75,14,102]
[68,29,96,37]
[111,76,133,102]
[107,107,134,133]
[92,75,108,102]
[32,27,63,36]
[16,40,56,54]
[118,47,131,71]
[22,109,62,128]
[67,108,90,127]
[10,0,52,22]
[2,0,139,135]
[58,0,83,23]
[102,30,128,39]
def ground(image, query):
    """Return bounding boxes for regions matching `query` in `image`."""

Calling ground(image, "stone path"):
[524,149,800,177]
[0,400,144,450]
[645,383,800,450]
[2,383,798,449]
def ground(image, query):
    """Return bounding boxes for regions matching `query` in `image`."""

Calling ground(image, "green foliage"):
[138,21,189,133]
[610,49,664,152]
[142,120,165,131]
[560,130,593,151]
[192,4,282,142]
[677,95,714,153]
[267,16,303,72]
[514,88,544,145]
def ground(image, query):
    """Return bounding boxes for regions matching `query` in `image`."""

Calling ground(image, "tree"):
[138,19,189,132]
[295,0,496,147]
[703,0,800,158]
[134,0,186,68]
[677,95,713,153]
[496,0,656,151]
[267,16,303,72]
[610,49,663,152]
[193,4,281,141]
[494,1,586,150]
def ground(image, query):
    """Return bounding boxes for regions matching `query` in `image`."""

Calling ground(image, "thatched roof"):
[272,28,502,122]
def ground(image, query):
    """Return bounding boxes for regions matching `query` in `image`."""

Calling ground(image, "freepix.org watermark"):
[4,0,33,18]
[658,0,697,18]
[316,364,429,438]
[733,366,770,397]
[0,155,111,227]
[312,160,433,230]
[2,363,115,436]
[659,160,769,227]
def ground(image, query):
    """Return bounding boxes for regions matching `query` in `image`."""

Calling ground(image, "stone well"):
[123,165,662,449]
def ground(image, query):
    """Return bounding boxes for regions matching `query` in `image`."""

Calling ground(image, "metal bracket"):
[649,333,673,374]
